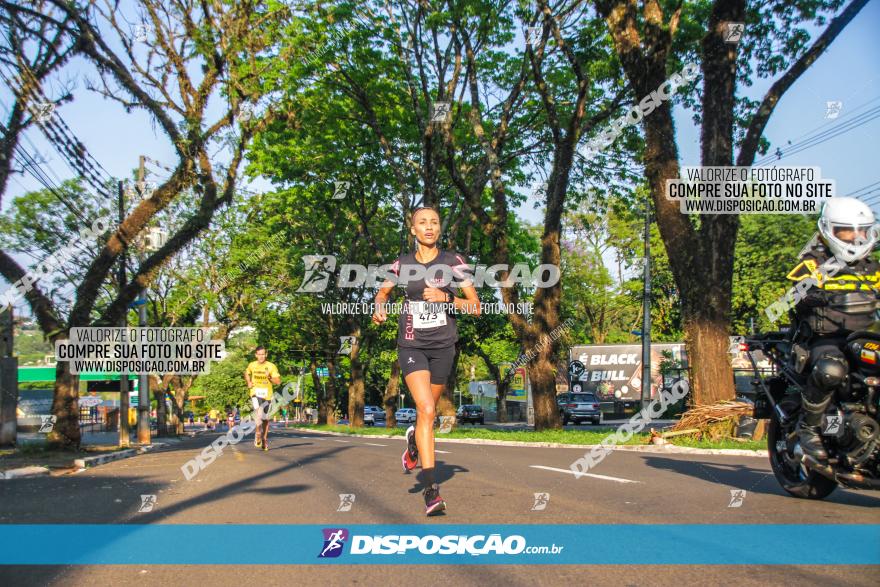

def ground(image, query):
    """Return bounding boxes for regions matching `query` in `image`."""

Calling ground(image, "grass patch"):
[0,448,85,470]
[295,424,765,451]
[0,443,134,470]
[662,435,765,451]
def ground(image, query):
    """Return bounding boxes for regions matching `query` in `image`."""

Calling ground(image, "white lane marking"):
[363,442,388,447]
[332,439,350,443]
[529,465,640,484]
[435,450,451,454]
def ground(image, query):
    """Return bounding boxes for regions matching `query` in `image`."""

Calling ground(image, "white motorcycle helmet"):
[817,197,879,263]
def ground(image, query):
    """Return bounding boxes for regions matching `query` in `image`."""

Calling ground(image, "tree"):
[191,351,250,414]
[563,200,643,344]
[731,214,815,334]
[0,0,292,446]
[595,0,869,404]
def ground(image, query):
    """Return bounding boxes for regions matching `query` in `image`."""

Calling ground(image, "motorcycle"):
[746,322,880,499]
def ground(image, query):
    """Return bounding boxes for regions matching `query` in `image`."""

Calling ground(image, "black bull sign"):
[569,343,687,402]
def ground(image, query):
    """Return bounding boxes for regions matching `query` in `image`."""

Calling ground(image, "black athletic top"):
[389,249,472,349]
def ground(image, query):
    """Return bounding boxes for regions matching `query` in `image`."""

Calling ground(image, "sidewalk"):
[2,427,203,479]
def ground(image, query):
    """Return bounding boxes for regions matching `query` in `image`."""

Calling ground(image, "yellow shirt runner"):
[246,360,281,400]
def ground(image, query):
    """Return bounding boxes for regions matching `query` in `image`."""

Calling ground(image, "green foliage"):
[14,330,53,366]
[190,352,251,413]
[731,214,816,333]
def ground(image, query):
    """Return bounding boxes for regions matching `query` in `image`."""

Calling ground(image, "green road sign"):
[18,366,136,383]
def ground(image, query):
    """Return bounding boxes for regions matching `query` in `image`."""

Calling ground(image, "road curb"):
[289,427,768,457]
[73,442,169,469]
[0,466,51,480]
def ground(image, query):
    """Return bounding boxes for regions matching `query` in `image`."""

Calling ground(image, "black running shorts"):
[398,345,456,384]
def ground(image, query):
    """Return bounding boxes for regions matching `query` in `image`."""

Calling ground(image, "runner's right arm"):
[372,258,399,325]
[372,282,395,325]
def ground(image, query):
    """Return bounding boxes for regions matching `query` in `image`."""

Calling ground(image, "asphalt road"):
[1,426,878,586]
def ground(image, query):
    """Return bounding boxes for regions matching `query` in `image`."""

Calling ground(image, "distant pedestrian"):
[245,346,281,451]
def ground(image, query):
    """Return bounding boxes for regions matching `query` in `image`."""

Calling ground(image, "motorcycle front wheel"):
[767,397,838,500]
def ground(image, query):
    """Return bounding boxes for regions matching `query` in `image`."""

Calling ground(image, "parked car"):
[395,408,417,425]
[456,404,484,425]
[365,405,386,421]
[557,392,602,425]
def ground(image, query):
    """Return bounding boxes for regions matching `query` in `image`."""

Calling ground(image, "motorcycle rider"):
[787,197,880,461]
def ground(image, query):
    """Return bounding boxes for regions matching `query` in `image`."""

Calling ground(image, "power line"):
[770,94,880,148]
[17,63,117,185]
[754,94,880,166]
[859,189,880,204]
[847,179,880,198]
[0,99,91,222]
[754,104,880,166]
[12,145,89,224]
[0,63,116,200]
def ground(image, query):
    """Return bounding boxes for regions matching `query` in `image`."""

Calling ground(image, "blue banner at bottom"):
[0,525,877,565]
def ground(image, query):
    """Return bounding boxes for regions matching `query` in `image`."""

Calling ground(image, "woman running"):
[372,206,481,516]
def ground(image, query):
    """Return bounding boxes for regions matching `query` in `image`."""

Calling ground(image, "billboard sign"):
[500,365,527,402]
[569,343,687,402]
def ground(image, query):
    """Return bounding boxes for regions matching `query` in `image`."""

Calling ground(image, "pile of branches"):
[666,401,756,442]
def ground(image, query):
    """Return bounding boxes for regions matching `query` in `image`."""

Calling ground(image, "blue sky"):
[2,1,879,282]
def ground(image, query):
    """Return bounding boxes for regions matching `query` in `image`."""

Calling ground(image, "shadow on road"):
[409,460,470,494]
[642,455,880,508]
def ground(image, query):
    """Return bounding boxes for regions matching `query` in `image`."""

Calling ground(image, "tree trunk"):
[530,348,560,430]
[326,355,339,423]
[681,275,735,404]
[153,385,167,437]
[313,356,330,425]
[496,389,508,423]
[171,375,192,435]
[47,359,80,449]
[496,365,509,423]
[172,392,184,435]
[383,359,400,427]
[347,335,365,427]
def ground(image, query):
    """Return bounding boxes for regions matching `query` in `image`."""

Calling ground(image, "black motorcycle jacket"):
[787,235,880,336]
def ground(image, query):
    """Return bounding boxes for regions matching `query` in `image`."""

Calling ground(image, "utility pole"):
[640,194,652,411]
[118,180,130,447]
[0,305,17,446]
[135,156,151,445]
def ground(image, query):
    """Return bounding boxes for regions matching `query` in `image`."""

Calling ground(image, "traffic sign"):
[568,360,585,380]
[317,367,329,377]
